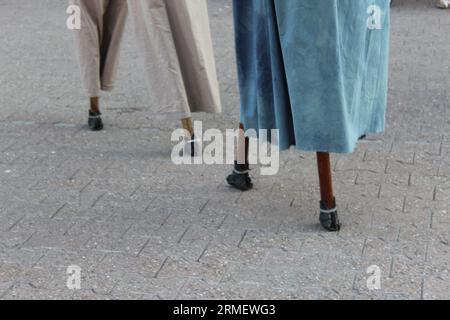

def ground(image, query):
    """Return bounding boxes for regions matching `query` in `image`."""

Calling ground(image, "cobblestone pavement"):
[0,0,449,300]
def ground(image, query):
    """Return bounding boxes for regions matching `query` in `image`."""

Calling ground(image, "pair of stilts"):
[227,124,341,232]
[226,0,390,232]
[87,96,196,142]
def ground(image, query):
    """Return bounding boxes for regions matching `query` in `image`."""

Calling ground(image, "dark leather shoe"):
[88,111,104,131]
[227,162,253,191]
[319,198,341,232]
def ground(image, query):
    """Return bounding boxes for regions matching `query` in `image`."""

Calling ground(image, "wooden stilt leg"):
[181,117,195,157]
[317,152,340,231]
[180,117,194,137]
[90,97,100,114]
[317,152,334,208]
[227,123,253,191]
[236,123,248,165]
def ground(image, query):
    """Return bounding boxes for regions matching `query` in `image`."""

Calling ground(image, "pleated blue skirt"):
[233,0,391,153]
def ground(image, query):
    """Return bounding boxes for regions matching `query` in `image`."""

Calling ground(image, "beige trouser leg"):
[71,0,128,97]
[164,0,221,115]
[128,0,221,119]
[128,0,191,119]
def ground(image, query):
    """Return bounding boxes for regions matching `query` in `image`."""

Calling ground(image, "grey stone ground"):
[0,0,449,300]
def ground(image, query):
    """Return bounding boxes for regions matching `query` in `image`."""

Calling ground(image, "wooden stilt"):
[317,152,334,208]
[90,96,100,114]
[236,123,248,165]
[316,152,340,231]
[181,117,194,137]
[180,117,195,157]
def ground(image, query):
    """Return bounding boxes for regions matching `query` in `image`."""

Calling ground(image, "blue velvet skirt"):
[233,0,390,153]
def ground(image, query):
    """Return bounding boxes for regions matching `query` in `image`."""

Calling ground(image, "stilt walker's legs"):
[227,123,253,191]
[317,152,341,231]
[88,96,103,131]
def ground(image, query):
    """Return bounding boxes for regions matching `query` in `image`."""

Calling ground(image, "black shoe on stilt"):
[227,162,253,191]
[88,111,104,131]
[319,198,341,232]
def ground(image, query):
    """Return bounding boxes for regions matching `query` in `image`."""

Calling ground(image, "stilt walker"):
[128,0,221,154]
[70,0,128,131]
[228,0,391,231]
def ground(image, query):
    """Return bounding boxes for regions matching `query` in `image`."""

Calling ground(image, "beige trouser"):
[128,0,221,118]
[71,0,128,97]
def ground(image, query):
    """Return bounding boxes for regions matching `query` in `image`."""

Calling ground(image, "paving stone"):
[422,274,450,300]
[113,276,187,300]
[0,248,46,268]
[1,284,74,300]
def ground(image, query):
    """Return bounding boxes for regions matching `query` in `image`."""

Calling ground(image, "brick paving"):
[0,0,449,300]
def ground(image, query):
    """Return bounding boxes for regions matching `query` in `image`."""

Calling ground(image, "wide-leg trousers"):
[70,0,128,97]
[128,0,221,118]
